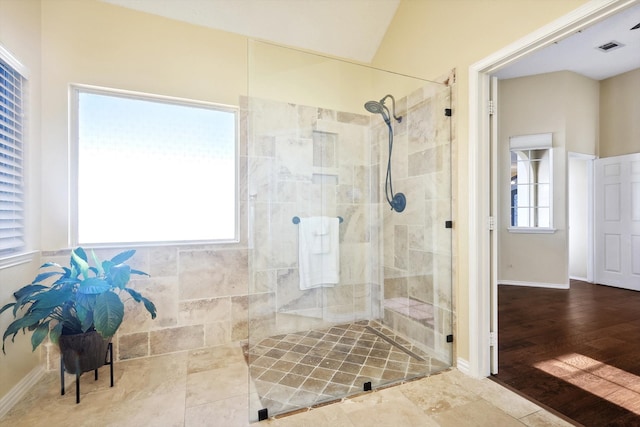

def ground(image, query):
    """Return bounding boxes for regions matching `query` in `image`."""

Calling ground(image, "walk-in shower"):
[365,94,406,213]
[246,40,453,422]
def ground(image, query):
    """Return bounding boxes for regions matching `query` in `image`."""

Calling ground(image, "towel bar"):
[292,216,343,224]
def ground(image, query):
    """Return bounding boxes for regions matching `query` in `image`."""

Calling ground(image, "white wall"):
[568,156,590,280]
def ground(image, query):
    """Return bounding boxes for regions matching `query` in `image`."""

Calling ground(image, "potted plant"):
[1,247,156,374]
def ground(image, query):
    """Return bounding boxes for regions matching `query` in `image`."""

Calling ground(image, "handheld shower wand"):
[364,94,406,213]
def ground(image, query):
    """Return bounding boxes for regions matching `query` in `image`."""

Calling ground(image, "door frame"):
[467,0,637,378]
[568,152,596,283]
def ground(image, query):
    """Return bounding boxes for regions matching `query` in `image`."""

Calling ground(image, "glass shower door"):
[246,40,453,422]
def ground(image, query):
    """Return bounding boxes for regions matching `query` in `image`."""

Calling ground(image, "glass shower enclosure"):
[246,40,453,421]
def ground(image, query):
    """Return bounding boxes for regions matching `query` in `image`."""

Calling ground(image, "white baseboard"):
[0,365,44,418]
[498,280,569,290]
[569,275,589,282]
[456,357,470,375]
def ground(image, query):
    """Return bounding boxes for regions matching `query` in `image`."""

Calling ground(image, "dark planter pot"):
[59,330,111,374]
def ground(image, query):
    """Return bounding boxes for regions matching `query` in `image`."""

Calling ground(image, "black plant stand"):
[60,342,114,403]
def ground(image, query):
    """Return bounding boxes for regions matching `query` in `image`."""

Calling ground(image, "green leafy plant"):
[1,247,156,354]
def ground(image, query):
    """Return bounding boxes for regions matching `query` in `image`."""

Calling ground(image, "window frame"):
[0,44,37,267]
[69,84,240,247]
[507,133,556,234]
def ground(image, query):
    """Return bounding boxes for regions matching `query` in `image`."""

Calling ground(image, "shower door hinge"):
[488,100,496,115]
[488,216,495,230]
[444,108,452,117]
[258,408,268,421]
[489,331,497,347]
[445,220,453,229]
[446,334,454,343]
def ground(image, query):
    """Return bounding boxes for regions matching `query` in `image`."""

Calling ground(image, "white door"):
[595,153,640,290]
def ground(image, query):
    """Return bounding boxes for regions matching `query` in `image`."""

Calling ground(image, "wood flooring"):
[493,280,640,426]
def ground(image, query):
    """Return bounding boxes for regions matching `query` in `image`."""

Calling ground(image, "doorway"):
[568,153,595,283]
[468,0,638,378]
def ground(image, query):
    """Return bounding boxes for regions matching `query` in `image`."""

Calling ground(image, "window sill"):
[0,250,39,270]
[507,227,557,234]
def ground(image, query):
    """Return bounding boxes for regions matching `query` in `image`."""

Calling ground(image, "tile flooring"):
[247,321,448,418]
[0,342,576,427]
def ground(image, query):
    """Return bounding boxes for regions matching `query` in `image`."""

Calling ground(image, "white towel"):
[311,216,331,254]
[298,216,339,290]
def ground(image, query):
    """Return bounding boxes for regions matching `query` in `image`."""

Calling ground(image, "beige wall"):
[497,71,599,286]
[0,0,600,400]
[0,0,42,404]
[373,0,588,362]
[600,68,640,157]
[40,0,247,250]
[565,73,600,155]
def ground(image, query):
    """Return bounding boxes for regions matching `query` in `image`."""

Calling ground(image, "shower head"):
[364,100,384,114]
[364,95,402,124]
[364,100,390,124]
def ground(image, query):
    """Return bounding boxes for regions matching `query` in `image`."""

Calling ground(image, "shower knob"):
[391,193,406,212]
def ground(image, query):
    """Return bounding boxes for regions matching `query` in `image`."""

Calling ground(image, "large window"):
[0,53,26,256]
[72,86,237,245]
[509,133,554,231]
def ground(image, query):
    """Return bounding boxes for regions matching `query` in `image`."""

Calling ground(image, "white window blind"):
[0,58,25,254]
[73,87,237,245]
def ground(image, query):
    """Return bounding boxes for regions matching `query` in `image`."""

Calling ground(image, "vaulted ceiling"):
[102,0,401,63]
[102,0,640,80]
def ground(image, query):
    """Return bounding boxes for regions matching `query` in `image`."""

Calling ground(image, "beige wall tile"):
[119,332,149,360]
[204,321,232,347]
[179,249,248,300]
[120,276,179,334]
[149,247,178,277]
[150,325,204,355]
[179,297,231,326]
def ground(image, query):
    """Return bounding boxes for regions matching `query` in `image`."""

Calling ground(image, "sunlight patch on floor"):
[534,353,640,415]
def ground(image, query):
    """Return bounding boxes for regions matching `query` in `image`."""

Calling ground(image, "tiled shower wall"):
[246,97,380,342]
[379,82,454,361]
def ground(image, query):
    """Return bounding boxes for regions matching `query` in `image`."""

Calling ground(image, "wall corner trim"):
[0,365,45,418]
[456,357,471,376]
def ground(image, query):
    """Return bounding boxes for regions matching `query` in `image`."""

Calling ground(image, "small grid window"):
[509,133,553,230]
[72,87,238,245]
[0,57,25,255]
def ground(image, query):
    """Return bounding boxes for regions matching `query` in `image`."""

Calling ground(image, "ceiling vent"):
[597,41,624,52]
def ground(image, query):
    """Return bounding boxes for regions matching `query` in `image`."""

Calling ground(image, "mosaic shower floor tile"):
[245,320,448,417]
